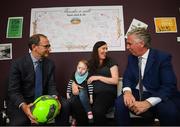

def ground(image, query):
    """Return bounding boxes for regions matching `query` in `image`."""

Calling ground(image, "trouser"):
[79,88,92,113]
[115,90,180,126]
[70,92,116,125]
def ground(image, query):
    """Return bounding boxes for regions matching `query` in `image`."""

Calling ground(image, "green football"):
[30,95,61,123]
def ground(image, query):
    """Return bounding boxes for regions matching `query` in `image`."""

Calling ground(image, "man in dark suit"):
[7,34,70,125]
[115,28,180,125]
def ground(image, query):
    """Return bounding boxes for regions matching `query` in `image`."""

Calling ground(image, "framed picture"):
[125,18,148,38]
[154,17,177,33]
[0,43,12,60]
[30,6,125,52]
[6,17,23,38]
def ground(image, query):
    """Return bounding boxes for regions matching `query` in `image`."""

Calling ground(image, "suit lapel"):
[25,54,35,73]
[144,49,155,76]
[131,55,139,80]
[23,54,35,85]
[42,59,47,86]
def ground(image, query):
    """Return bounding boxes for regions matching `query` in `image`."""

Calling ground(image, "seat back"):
[117,77,123,96]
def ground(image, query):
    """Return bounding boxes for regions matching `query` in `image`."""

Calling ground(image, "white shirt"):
[123,49,161,106]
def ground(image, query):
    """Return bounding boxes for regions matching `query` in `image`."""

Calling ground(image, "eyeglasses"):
[38,44,51,48]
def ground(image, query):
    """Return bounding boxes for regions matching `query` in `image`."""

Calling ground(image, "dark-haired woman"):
[71,41,119,125]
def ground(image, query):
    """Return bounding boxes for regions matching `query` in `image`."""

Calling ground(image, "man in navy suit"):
[7,34,70,125]
[115,28,180,125]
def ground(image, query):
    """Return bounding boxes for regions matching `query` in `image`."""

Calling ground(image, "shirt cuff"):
[19,102,25,108]
[146,97,162,106]
[123,87,132,93]
[52,95,58,99]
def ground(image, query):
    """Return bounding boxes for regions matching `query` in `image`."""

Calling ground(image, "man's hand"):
[21,103,38,124]
[123,91,136,108]
[130,100,152,115]
[52,95,61,113]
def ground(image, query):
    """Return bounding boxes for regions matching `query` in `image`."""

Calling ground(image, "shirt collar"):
[30,53,40,63]
[141,49,150,60]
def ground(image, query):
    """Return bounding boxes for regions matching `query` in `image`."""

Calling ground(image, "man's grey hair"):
[127,27,151,48]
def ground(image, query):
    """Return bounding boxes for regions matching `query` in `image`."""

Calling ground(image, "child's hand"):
[90,95,93,104]
[72,83,79,95]
[90,98,93,104]
[78,85,83,89]
[66,93,70,99]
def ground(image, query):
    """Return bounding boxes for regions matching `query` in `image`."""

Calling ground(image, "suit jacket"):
[7,53,58,109]
[123,48,177,101]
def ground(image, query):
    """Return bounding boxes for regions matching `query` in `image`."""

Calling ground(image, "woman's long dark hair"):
[89,41,110,74]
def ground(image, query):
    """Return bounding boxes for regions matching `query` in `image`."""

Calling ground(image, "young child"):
[66,59,93,124]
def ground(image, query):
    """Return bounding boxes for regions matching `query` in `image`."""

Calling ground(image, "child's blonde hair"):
[78,59,89,68]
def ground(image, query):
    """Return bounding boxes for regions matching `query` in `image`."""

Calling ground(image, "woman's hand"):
[87,76,99,84]
[87,65,119,85]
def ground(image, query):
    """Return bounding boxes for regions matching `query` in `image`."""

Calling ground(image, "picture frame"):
[0,43,12,60]
[6,17,23,38]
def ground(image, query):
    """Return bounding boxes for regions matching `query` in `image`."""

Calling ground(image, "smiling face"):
[126,34,146,57]
[98,44,108,63]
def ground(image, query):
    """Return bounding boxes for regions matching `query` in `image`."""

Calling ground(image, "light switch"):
[177,37,180,42]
